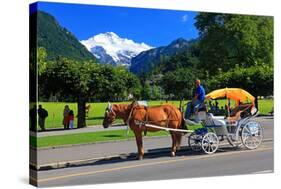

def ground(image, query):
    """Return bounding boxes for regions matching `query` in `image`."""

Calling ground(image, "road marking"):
[32,147,273,184]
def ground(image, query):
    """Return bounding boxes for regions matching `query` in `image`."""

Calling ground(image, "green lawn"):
[31,123,202,148]
[31,129,169,148]
[36,99,273,129]
[37,101,183,129]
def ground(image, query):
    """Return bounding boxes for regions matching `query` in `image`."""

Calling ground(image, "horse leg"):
[133,129,144,160]
[170,131,176,157]
[175,132,182,151]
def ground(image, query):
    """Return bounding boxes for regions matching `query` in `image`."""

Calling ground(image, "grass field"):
[31,123,202,148]
[36,101,181,129]
[36,99,273,129]
[30,129,169,148]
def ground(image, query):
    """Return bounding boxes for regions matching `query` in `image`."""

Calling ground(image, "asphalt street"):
[30,116,274,187]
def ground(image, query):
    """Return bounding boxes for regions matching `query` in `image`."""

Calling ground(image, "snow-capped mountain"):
[80,32,153,66]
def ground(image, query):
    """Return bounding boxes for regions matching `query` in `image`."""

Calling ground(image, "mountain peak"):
[104,32,119,37]
[170,37,188,45]
[81,32,153,66]
[130,37,192,74]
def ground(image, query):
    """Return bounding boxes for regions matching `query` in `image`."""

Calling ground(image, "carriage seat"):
[184,110,207,125]
[230,104,252,117]
[197,111,207,120]
[227,110,242,122]
[227,104,257,122]
[205,113,226,127]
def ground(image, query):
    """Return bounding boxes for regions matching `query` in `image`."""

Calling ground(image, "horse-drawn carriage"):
[103,88,263,159]
[185,88,263,154]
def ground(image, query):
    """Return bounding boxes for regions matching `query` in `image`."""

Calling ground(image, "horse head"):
[102,102,116,128]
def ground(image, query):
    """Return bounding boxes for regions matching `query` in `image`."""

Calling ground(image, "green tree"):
[161,68,196,107]
[40,56,143,127]
[195,13,273,75]
[37,47,47,75]
[208,65,273,109]
[40,57,96,128]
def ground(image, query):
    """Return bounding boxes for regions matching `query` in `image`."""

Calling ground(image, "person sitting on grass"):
[68,110,74,129]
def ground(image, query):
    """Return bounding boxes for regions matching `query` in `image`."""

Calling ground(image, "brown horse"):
[103,101,185,160]
[102,103,130,125]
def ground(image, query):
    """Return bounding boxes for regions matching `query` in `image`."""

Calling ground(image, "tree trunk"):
[77,97,86,128]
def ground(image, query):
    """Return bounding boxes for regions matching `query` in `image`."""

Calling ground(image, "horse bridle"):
[105,102,115,123]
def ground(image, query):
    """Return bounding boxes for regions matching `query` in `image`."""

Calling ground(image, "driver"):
[185,79,206,120]
[194,79,206,114]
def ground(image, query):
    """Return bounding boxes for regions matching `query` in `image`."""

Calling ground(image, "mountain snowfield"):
[80,32,153,66]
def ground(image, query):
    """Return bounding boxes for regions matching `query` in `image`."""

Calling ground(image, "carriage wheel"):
[241,121,263,150]
[227,127,243,148]
[201,132,219,154]
[188,132,202,152]
[227,136,243,148]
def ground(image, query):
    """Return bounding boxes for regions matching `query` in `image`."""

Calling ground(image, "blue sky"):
[35,2,199,47]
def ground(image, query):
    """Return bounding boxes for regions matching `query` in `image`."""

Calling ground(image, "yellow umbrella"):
[205,88,255,103]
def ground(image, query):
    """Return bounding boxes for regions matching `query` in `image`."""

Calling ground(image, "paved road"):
[31,141,273,187]
[30,116,274,187]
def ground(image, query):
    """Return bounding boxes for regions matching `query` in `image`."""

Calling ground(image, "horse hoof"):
[171,152,175,157]
[136,155,143,160]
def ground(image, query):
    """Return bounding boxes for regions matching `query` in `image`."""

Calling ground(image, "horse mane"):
[112,104,131,120]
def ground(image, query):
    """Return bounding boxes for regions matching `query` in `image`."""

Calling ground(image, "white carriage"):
[186,88,263,154]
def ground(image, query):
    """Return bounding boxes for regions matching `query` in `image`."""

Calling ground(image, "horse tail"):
[174,111,185,149]
[175,131,182,149]
[180,112,186,130]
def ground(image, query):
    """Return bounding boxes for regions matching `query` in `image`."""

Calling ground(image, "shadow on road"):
[36,146,241,172]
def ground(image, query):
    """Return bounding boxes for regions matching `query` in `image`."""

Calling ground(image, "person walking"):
[68,110,74,129]
[38,104,48,131]
[29,105,37,131]
[63,105,70,129]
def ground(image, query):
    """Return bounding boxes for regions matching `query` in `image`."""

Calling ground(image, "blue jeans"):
[185,102,193,119]
[185,100,204,119]
[194,99,204,112]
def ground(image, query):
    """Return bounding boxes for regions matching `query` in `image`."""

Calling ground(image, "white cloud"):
[182,14,188,22]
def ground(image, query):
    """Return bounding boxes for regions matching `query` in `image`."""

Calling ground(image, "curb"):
[30,138,273,171]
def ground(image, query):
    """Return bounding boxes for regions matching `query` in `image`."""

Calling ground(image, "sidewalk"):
[30,124,127,137]
[30,135,176,168]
